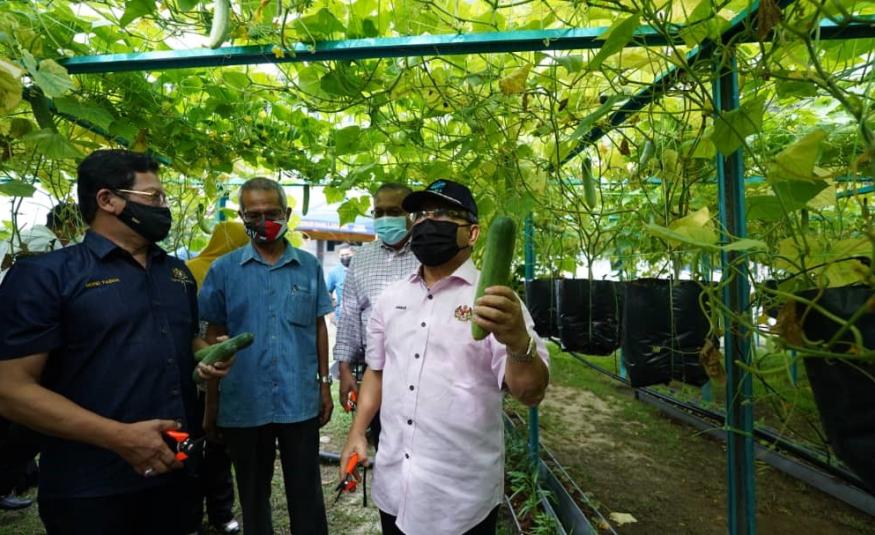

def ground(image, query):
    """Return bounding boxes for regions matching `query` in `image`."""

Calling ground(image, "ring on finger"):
[143,467,156,477]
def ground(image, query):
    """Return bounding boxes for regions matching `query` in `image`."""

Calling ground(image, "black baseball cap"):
[402,179,478,221]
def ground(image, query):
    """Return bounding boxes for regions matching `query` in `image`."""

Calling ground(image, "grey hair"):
[238,177,287,212]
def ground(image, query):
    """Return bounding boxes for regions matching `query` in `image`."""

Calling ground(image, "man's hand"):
[473,286,529,353]
[319,384,334,428]
[195,334,237,381]
[109,419,183,477]
[338,362,359,410]
[339,431,368,482]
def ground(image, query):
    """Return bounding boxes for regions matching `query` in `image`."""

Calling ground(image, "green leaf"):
[567,94,626,141]
[772,179,829,208]
[53,97,115,130]
[176,0,200,11]
[746,196,784,221]
[25,56,74,98]
[120,0,156,26]
[588,14,641,71]
[361,19,379,38]
[775,79,818,99]
[9,118,34,139]
[722,238,767,252]
[323,186,346,204]
[294,8,345,40]
[710,94,765,156]
[555,55,584,74]
[337,196,369,226]
[645,223,718,250]
[334,126,363,155]
[767,130,826,181]
[109,119,139,141]
[320,68,365,97]
[221,71,250,91]
[22,129,83,159]
[0,180,36,197]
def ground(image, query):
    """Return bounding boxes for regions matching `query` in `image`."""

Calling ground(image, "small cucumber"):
[302,184,310,215]
[193,332,254,381]
[581,157,597,209]
[472,216,517,341]
[637,140,654,175]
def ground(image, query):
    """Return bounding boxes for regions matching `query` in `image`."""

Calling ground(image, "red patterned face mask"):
[244,217,288,243]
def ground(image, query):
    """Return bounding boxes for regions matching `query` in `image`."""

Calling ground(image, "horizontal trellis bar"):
[59,17,874,75]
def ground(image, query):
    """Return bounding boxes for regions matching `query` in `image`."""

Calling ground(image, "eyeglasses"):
[114,189,168,207]
[410,209,475,224]
[371,208,406,218]
[240,210,285,223]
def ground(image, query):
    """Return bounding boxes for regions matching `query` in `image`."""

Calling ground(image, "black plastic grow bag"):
[555,279,621,355]
[524,279,559,338]
[621,279,712,388]
[798,285,875,492]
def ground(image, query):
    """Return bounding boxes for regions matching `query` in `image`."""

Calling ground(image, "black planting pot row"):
[524,278,712,388]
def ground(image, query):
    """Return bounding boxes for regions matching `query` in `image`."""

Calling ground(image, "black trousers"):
[221,419,327,535]
[189,392,235,528]
[38,475,196,535]
[379,506,499,535]
[0,419,39,496]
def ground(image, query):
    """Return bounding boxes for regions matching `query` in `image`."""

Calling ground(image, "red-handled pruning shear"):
[163,430,207,461]
[344,390,358,413]
[333,452,367,506]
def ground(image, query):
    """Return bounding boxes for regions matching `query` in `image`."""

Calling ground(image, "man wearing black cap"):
[339,180,550,535]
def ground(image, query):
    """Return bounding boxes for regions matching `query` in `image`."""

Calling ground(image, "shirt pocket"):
[286,285,315,327]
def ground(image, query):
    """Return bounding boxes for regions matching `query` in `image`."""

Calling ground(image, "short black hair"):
[375,182,412,197]
[238,177,287,212]
[77,150,160,223]
[46,202,75,230]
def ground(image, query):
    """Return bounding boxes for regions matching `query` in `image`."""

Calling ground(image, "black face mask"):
[340,256,352,267]
[118,201,172,243]
[410,219,469,267]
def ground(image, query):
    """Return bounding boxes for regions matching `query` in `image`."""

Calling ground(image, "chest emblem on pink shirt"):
[454,305,473,322]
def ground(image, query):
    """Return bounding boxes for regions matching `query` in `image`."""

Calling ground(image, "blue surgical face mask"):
[374,216,408,245]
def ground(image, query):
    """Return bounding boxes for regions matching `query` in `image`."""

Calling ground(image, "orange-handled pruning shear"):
[333,452,366,506]
[344,390,358,413]
[163,430,207,462]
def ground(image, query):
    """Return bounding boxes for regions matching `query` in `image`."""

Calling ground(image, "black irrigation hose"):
[554,340,869,490]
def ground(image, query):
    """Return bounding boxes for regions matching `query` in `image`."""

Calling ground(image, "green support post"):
[714,53,756,535]
[524,214,539,465]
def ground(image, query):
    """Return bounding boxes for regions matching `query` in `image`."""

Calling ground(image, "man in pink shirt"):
[340,180,550,535]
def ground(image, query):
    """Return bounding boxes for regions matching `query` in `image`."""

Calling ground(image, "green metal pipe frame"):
[53,5,875,533]
[714,53,757,535]
[58,17,873,75]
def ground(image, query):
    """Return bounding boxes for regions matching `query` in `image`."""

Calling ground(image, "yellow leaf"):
[768,129,827,181]
[499,64,531,96]
[669,207,717,244]
[0,58,23,114]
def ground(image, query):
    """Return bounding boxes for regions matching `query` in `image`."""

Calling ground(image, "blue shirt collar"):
[239,240,300,268]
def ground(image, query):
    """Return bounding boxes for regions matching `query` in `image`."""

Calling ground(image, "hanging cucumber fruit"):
[472,216,517,341]
[28,89,56,132]
[302,184,310,215]
[581,157,597,209]
[207,0,230,49]
[637,140,654,176]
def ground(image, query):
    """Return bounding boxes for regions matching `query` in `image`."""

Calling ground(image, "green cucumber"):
[29,90,56,132]
[302,184,310,215]
[207,0,230,49]
[637,140,654,175]
[472,216,517,341]
[193,332,254,380]
[581,157,597,209]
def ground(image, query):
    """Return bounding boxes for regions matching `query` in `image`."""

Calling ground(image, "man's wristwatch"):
[318,374,333,385]
[508,335,537,363]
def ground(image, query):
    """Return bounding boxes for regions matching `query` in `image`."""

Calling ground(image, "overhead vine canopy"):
[0,0,873,275]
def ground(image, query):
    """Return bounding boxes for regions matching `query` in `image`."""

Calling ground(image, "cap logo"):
[429,180,447,193]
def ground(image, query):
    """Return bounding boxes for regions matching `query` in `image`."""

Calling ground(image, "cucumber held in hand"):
[472,216,517,341]
[193,332,254,381]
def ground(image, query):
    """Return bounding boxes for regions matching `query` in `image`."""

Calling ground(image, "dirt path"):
[534,362,875,535]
